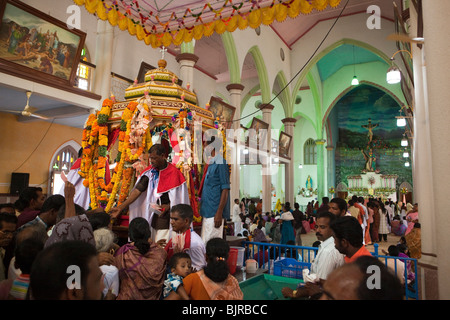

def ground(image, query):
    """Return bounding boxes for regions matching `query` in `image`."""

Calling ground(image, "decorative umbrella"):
[74,0,342,47]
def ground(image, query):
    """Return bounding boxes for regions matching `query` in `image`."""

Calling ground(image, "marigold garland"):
[96,99,113,208]
[79,113,97,180]
[73,0,342,48]
[104,101,140,212]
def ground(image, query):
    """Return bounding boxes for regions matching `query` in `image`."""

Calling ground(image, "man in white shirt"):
[232,198,242,236]
[309,212,345,282]
[282,211,344,299]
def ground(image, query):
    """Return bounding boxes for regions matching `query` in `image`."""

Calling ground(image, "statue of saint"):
[361,148,373,172]
[306,175,313,189]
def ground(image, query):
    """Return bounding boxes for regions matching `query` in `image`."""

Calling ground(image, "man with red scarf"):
[110,143,189,245]
[166,204,206,271]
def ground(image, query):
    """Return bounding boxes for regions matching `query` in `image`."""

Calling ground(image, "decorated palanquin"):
[78,58,225,226]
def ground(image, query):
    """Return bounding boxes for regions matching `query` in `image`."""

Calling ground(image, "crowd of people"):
[0,183,243,300]
[0,139,420,300]
[233,196,420,254]
[0,183,420,300]
[231,195,420,300]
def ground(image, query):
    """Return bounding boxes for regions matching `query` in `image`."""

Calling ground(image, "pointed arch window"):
[49,145,78,195]
[304,138,317,165]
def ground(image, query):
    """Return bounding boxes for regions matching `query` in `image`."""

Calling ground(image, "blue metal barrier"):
[241,241,418,300]
[241,241,318,275]
[371,244,418,300]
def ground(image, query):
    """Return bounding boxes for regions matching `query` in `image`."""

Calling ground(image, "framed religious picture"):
[208,96,236,130]
[279,131,292,158]
[136,61,156,83]
[0,0,86,87]
[248,117,269,148]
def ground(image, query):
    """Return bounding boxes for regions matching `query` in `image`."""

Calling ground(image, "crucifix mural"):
[361,118,379,143]
[360,118,379,173]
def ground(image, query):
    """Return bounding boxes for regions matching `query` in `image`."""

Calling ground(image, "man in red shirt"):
[330,216,372,263]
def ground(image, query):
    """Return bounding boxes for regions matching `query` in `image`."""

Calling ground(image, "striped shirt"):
[310,236,345,281]
[9,274,30,300]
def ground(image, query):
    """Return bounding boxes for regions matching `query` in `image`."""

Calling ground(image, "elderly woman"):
[94,228,119,299]
[114,217,167,300]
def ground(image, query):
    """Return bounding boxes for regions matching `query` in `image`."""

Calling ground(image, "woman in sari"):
[182,238,243,300]
[405,204,419,235]
[114,217,167,300]
[280,207,295,245]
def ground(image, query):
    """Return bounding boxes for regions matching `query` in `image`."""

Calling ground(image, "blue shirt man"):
[200,153,230,244]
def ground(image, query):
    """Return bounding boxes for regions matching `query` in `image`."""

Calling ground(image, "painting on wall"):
[334,84,413,189]
[279,131,292,158]
[208,96,236,130]
[247,117,269,149]
[0,0,86,86]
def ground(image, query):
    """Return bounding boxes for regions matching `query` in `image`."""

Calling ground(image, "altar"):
[347,172,397,201]
[345,118,399,201]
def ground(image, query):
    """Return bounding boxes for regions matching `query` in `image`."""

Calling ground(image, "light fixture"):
[401,136,408,147]
[405,161,410,167]
[387,49,412,85]
[403,150,409,158]
[397,117,406,127]
[298,164,303,169]
[386,66,401,84]
[396,109,407,127]
[351,45,359,86]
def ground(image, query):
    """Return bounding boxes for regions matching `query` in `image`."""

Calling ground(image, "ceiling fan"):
[387,33,424,45]
[3,91,49,120]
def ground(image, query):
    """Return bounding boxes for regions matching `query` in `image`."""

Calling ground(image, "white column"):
[92,20,114,103]
[422,0,450,299]
[409,4,437,299]
[175,53,199,91]
[282,117,297,205]
[260,104,274,213]
[226,83,245,210]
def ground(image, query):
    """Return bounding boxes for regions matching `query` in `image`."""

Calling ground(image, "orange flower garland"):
[79,113,97,181]
[104,101,138,212]
[96,99,113,208]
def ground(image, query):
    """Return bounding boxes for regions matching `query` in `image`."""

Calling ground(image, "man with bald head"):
[320,255,404,300]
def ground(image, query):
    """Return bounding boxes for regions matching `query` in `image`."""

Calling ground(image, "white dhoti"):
[201,217,224,245]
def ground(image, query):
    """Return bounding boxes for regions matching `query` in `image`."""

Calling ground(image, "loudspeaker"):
[10,173,29,195]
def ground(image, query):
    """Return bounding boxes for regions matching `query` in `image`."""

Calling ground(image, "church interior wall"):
[0,113,82,194]
[0,1,411,208]
[231,25,291,97]
[293,117,318,199]
[290,13,401,95]
[322,61,406,119]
